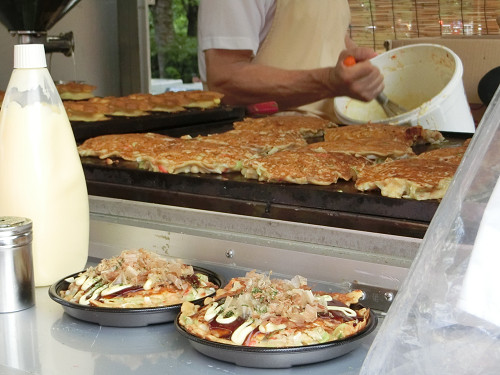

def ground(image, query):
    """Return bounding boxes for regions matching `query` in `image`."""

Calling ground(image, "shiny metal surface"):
[0,0,82,32]
[0,217,34,313]
[1,193,414,374]
[87,195,411,315]
[0,268,382,375]
[89,195,419,271]
[83,159,436,238]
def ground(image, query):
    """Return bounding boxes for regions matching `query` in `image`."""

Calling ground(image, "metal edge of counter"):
[88,195,417,311]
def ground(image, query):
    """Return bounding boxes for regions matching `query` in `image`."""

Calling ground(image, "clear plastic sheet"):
[360,88,500,374]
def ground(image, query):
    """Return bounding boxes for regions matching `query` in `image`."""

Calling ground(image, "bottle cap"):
[14,44,47,69]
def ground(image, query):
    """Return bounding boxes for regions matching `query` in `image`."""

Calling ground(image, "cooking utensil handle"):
[343,56,357,67]
[246,101,279,116]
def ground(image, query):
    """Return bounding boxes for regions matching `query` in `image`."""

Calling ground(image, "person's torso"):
[253,0,351,120]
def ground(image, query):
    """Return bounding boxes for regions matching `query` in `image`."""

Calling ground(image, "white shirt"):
[197,0,277,82]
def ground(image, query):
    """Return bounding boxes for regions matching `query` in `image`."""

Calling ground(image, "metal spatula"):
[343,56,407,117]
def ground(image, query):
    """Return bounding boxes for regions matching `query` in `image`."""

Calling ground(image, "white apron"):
[253,0,351,121]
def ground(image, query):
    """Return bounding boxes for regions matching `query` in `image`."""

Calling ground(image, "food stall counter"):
[0,262,383,375]
[0,194,411,375]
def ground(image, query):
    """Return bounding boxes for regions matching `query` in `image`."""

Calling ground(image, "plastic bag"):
[360,89,500,374]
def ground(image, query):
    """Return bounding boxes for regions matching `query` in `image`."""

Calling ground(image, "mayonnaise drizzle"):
[81,276,100,291]
[231,320,255,345]
[100,283,133,296]
[204,303,222,321]
[327,305,357,317]
[216,313,238,324]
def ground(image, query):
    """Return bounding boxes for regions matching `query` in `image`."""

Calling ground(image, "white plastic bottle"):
[0,44,89,287]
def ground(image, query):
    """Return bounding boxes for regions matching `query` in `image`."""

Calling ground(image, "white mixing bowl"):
[333,43,475,133]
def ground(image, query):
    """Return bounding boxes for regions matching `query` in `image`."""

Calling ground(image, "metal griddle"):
[83,159,433,238]
[71,105,245,142]
[79,111,471,240]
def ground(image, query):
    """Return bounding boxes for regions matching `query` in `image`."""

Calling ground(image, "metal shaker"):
[0,217,35,313]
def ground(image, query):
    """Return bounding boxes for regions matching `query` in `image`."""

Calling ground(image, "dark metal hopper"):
[0,0,81,32]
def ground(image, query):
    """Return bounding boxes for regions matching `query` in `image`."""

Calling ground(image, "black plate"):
[48,266,223,327]
[175,310,378,368]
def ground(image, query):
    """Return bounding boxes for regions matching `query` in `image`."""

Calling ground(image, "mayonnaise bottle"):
[0,44,89,287]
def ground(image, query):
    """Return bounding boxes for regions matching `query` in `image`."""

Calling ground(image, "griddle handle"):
[246,101,279,117]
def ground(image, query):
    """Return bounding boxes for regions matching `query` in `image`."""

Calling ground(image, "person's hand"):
[328,47,384,102]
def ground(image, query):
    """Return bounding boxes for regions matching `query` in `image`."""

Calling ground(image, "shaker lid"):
[14,44,47,69]
[0,217,32,247]
[0,216,32,236]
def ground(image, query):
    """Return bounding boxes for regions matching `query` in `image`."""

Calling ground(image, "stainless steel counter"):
[0,195,416,374]
[0,267,383,375]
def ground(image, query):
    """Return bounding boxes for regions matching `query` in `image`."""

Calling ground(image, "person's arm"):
[204,45,384,109]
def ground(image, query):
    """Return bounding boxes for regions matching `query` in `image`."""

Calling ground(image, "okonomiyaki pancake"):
[154,91,193,107]
[417,143,469,165]
[324,124,444,146]
[178,270,371,348]
[233,115,336,138]
[125,93,186,113]
[87,96,152,117]
[178,90,224,109]
[57,81,96,101]
[78,133,180,161]
[308,138,415,160]
[241,148,369,185]
[148,94,187,113]
[63,100,112,122]
[355,158,458,200]
[60,249,218,308]
[148,139,257,174]
[194,129,308,155]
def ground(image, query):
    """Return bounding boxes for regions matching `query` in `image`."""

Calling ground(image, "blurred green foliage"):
[162,34,198,82]
[149,0,199,82]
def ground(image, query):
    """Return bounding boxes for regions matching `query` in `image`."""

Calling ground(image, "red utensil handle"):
[246,101,279,116]
[343,55,356,67]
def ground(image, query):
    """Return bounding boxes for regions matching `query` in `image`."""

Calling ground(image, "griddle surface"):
[81,126,471,239]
